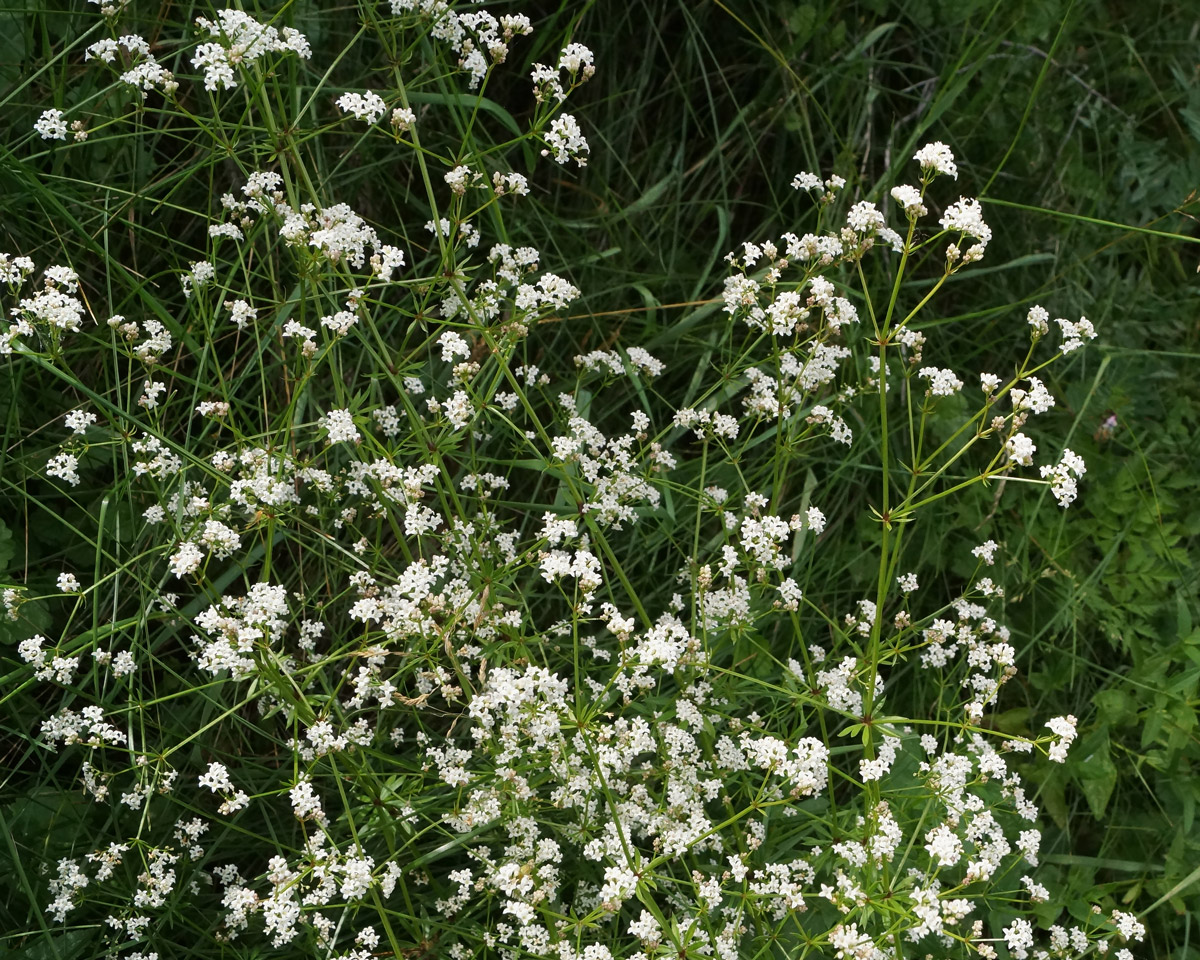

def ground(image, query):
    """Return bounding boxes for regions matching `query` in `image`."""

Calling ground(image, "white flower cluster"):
[791,170,847,195]
[199,761,251,814]
[543,113,589,166]
[1028,304,1098,353]
[321,408,360,444]
[192,9,311,92]
[575,346,665,378]
[336,90,386,124]
[1045,714,1078,762]
[2,263,85,354]
[7,5,1121,950]
[940,197,992,263]
[34,108,69,141]
[191,583,290,679]
[390,2,533,88]
[918,365,963,396]
[549,416,667,527]
[87,34,178,97]
[914,140,958,179]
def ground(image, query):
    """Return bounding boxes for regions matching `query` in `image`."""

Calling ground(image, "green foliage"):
[0,0,1197,958]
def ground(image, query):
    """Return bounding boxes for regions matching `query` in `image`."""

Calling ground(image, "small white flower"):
[557,42,594,77]
[57,573,82,594]
[64,410,97,434]
[924,823,963,867]
[972,539,999,565]
[1027,304,1050,336]
[918,366,963,396]
[199,761,234,793]
[444,164,473,195]
[34,109,69,141]
[940,197,991,256]
[321,408,360,444]
[1006,432,1036,467]
[1040,449,1086,508]
[390,106,415,131]
[913,141,958,179]
[337,90,387,124]
[169,541,204,578]
[791,171,823,193]
[890,184,927,217]
[1045,714,1078,762]
[543,113,589,166]
[111,651,136,677]
[46,453,81,486]
[1004,917,1035,959]
[437,330,471,363]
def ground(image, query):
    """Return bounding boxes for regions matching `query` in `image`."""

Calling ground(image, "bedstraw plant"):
[0,3,1150,960]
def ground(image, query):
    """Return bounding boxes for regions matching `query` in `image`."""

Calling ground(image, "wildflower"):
[890,183,927,217]
[918,366,964,396]
[199,762,234,793]
[1002,918,1036,959]
[1040,450,1086,508]
[168,541,204,578]
[320,311,356,336]
[290,777,325,822]
[200,519,241,559]
[1022,875,1050,902]
[444,164,474,195]
[829,923,873,959]
[192,10,311,92]
[208,222,242,241]
[1017,828,1041,866]
[940,197,991,260]
[859,736,897,781]
[1006,433,1036,467]
[57,573,81,593]
[321,408,360,444]
[1010,376,1055,414]
[34,109,68,141]
[924,823,963,867]
[1026,304,1049,337]
[46,452,81,486]
[111,651,136,677]
[139,380,167,409]
[846,201,885,234]
[1111,910,1145,942]
[557,42,595,79]
[337,90,387,124]
[492,171,529,196]
[1056,315,1097,353]
[227,299,255,330]
[543,114,589,166]
[181,260,215,298]
[1045,714,1078,761]
[778,578,803,611]
[438,330,471,362]
[531,62,565,103]
[64,409,96,434]
[391,106,416,131]
[913,141,958,179]
[791,171,823,192]
[972,539,999,565]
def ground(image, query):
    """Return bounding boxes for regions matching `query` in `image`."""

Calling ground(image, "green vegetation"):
[1,1,1196,958]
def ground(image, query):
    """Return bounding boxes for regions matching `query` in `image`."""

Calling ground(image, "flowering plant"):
[1,3,1138,960]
